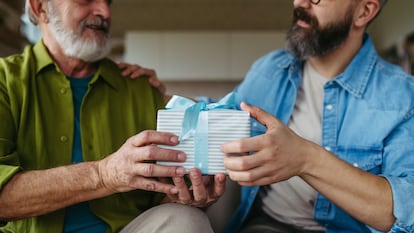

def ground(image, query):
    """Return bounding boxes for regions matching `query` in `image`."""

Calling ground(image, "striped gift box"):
[157,109,250,174]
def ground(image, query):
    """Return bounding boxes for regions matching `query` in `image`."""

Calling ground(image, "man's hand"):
[222,102,314,186]
[98,130,187,195]
[222,103,397,231]
[118,62,171,102]
[161,169,226,208]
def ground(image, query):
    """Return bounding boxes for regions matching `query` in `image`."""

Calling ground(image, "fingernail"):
[170,136,179,144]
[190,170,200,179]
[176,167,186,175]
[177,153,186,161]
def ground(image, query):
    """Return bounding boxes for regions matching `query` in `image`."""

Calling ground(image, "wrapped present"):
[156,93,250,174]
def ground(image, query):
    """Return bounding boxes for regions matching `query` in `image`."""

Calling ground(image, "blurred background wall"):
[1,0,413,99]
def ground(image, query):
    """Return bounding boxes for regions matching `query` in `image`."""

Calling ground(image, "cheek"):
[314,7,343,27]
[314,15,330,29]
[64,8,89,27]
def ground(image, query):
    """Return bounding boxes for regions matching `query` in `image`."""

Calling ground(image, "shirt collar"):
[33,40,120,90]
[285,34,378,99]
[33,40,56,73]
[331,34,378,99]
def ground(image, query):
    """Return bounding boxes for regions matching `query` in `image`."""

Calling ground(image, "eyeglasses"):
[311,0,321,4]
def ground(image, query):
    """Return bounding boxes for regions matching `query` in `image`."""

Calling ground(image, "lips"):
[86,24,109,33]
[296,19,311,28]
[83,17,110,33]
[293,7,314,28]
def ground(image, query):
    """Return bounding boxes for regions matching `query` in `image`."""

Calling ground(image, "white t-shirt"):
[259,62,328,231]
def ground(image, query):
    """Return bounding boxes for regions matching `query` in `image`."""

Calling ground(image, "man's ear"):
[29,0,49,23]
[354,0,381,28]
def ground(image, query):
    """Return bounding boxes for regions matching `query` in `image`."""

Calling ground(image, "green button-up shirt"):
[0,41,165,233]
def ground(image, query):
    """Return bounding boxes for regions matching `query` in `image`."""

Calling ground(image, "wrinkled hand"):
[222,102,315,186]
[98,130,187,195]
[161,169,226,208]
[118,62,171,102]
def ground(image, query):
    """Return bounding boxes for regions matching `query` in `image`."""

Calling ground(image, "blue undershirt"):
[63,76,108,233]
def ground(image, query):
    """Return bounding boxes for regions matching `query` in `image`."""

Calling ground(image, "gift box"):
[156,94,250,174]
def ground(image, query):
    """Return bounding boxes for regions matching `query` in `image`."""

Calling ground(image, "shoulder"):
[374,57,414,90]
[98,58,165,109]
[250,49,294,71]
[243,49,296,83]
[242,48,296,84]
[99,59,153,88]
[0,45,36,96]
[365,57,414,114]
[0,45,33,77]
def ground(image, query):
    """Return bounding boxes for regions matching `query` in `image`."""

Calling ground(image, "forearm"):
[301,143,395,231]
[0,161,112,221]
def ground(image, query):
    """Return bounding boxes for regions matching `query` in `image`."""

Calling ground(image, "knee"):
[121,203,214,233]
[157,203,207,220]
[154,203,213,232]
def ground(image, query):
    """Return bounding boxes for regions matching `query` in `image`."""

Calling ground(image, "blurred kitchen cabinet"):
[124,31,286,81]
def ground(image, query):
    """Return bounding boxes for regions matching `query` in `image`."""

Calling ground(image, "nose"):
[293,0,312,8]
[93,0,111,19]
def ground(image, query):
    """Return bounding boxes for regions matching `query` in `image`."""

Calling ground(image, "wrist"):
[96,159,115,195]
[300,141,326,178]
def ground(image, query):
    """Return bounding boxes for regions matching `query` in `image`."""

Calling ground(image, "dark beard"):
[286,7,353,60]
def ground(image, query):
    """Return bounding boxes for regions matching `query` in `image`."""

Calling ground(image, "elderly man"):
[0,0,225,232]
[218,0,414,232]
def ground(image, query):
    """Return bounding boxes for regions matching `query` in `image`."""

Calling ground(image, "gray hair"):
[25,0,39,25]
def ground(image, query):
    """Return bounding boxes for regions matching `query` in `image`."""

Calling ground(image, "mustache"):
[81,17,110,33]
[293,7,318,28]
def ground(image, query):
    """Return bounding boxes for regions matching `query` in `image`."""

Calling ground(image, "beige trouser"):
[119,203,214,233]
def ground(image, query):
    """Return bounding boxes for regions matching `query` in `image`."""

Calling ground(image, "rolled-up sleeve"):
[382,112,414,232]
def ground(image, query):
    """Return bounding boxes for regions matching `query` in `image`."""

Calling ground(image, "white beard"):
[48,3,112,62]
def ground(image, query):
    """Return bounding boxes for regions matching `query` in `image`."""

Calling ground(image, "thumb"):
[240,102,279,129]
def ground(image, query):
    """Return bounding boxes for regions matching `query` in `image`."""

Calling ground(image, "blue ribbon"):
[165,92,238,173]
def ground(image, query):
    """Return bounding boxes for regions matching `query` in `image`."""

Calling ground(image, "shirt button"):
[60,88,67,94]
[325,146,332,152]
[326,104,334,110]
[353,163,359,168]
[60,136,68,143]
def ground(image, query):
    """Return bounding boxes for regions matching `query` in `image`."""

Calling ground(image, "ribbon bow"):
[165,92,239,173]
[166,92,238,141]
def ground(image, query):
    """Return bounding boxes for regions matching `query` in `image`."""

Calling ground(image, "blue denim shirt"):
[223,35,414,233]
